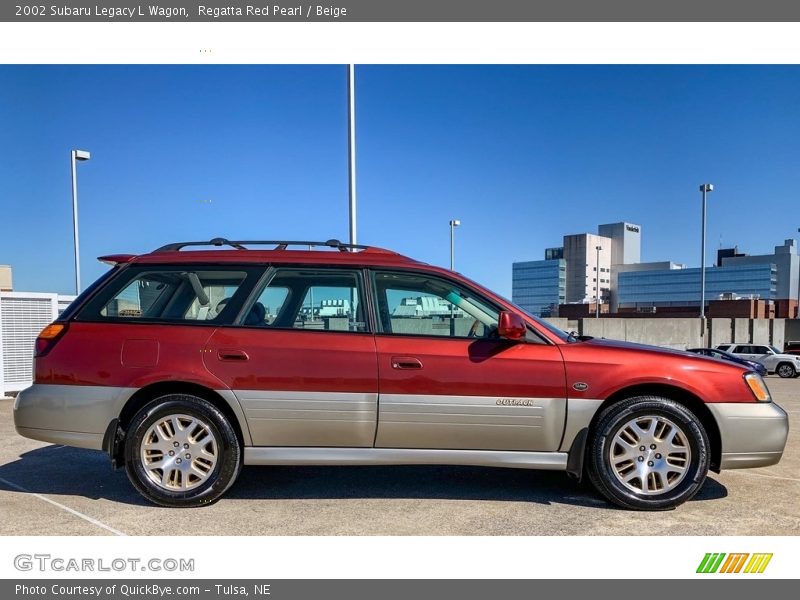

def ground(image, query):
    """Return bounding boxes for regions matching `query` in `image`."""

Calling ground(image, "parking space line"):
[728,471,800,483]
[0,476,126,536]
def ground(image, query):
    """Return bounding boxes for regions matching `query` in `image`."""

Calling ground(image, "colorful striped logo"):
[696,553,773,574]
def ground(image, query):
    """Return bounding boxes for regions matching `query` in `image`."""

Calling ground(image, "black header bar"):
[4,1,800,22]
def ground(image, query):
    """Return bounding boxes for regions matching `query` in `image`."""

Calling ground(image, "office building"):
[598,222,642,266]
[718,239,799,318]
[618,263,777,310]
[512,259,566,317]
[564,233,612,304]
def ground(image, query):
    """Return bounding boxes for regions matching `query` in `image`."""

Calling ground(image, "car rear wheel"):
[587,396,710,510]
[776,363,796,378]
[124,394,242,507]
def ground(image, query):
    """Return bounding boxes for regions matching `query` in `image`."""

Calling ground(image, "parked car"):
[15,238,788,510]
[716,343,800,378]
[686,348,768,376]
[784,341,800,356]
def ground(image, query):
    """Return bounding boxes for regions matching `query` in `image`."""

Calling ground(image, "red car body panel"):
[559,339,755,404]
[35,322,224,390]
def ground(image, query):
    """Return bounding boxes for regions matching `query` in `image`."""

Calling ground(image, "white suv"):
[716,344,800,378]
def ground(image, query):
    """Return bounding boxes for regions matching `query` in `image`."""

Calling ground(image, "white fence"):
[0,292,76,396]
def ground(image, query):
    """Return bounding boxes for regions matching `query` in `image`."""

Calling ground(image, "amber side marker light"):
[35,322,67,357]
[744,372,771,402]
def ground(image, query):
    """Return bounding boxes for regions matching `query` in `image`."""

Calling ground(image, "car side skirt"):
[243,447,569,470]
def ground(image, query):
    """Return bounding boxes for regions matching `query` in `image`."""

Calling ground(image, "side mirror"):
[497,311,526,341]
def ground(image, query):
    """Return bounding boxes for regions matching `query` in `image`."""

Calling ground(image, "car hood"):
[578,337,691,357]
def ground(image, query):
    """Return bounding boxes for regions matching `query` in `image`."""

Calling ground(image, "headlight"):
[744,372,772,403]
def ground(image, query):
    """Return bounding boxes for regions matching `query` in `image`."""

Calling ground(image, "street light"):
[796,227,800,318]
[71,149,91,294]
[595,245,602,318]
[699,183,714,338]
[347,64,357,248]
[449,219,461,270]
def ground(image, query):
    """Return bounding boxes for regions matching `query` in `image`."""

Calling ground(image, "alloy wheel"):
[140,414,218,491]
[609,415,691,496]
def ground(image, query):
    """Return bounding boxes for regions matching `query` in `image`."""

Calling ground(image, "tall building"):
[563,233,612,303]
[598,222,642,266]
[512,259,566,317]
[512,221,640,316]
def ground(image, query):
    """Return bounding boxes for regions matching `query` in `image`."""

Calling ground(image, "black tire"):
[124,394,242,508]
[587,396,710,510]
[776,363,796,379]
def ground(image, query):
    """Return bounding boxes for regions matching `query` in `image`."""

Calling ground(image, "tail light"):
[35,322,68,357]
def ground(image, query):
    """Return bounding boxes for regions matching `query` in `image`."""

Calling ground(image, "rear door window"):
[241,268,369,333]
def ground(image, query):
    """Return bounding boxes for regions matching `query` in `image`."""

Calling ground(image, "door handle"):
[391,356,423,370]
[218,349,249,361]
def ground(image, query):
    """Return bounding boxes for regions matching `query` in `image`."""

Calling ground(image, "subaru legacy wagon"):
[14,238,789,510]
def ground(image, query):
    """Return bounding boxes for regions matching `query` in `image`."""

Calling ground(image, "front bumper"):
[707,401,789,469]
[13,383,135,450]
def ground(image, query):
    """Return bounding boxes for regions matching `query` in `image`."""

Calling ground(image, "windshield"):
[770,346,782,354]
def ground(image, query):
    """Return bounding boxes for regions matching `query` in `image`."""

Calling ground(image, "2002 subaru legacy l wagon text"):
[14,238,789,509]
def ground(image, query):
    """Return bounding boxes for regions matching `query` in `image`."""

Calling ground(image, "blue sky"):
[1,65,799,297]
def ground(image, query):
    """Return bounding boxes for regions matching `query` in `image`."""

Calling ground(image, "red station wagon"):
[13,238,789,509]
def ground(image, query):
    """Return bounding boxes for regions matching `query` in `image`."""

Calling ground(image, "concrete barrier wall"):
[772,319,786,351]
[752,319,770,344]
[563,317,800,350]
[710,318,732,348]
[734,318,751,343]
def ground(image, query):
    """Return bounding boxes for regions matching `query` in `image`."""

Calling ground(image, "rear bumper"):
[707,401,789,469]
[13,383,135,451]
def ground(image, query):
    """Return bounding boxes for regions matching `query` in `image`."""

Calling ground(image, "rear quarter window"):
[76,265,263,325]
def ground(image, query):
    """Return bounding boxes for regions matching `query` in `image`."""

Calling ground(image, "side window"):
[89,267,252,323]
[734,345,751,354]
[373,271,499,339]
[753,346,769,355]
[243,268,368,333]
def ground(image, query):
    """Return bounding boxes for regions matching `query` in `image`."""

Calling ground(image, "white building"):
[563,233,612,304]
[0,291,76,396]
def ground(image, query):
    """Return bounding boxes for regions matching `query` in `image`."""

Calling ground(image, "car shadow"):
[0,445,727,509]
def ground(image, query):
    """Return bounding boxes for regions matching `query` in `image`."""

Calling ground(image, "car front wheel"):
[776,363,796,378]
[124,394,242,508]
[587,396,710,510]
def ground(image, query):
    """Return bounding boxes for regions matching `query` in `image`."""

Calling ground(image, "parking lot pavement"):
[1,378,798,536]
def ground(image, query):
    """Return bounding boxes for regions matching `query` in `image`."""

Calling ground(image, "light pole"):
[796,227,800,318]
[595,245,602,318]
[699,183,714,338]
[347,64,357,247]
[449,219,461,270]
[71,149,91,294]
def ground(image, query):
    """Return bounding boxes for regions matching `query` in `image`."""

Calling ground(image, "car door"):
[204,267,378,447]
[733,345,758,362]
[371,270,567,452]
[750,345,776,369]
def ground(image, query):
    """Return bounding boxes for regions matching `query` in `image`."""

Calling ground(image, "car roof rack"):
[154,238,371,253]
